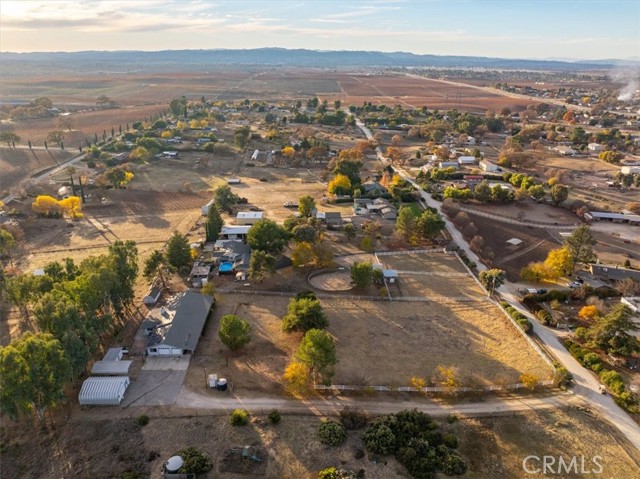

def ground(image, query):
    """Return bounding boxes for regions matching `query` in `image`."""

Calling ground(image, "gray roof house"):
[361,182,388,196]
[324,212,342,226]
[146,291,214,356]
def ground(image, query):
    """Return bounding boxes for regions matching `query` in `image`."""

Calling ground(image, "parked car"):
[568,281,582,289]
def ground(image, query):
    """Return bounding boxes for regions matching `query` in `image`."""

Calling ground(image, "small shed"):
[236,211,263,225]
[91,360,133,376]
[78,376,130,406]
[103,347,124,361]
[221,225,251,240]
[143,283,163,305]
[324,212,342,226]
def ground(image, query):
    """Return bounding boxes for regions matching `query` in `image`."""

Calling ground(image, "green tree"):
[528,184,545,201]
[343,223,356,241]
[234,126,251,149]
[248,250,276,281]
[46,130,65,147]
[473,181,492,202]
[564,225,596,264]
[218,314,252,352]
[0,229,17,267]
[350,261,373,289]
[282,295,328,332]
[0,332,70,421]
[213,185,241,211]
[395,207,418,242]
[550,184,569,206]
[291,224,317,243]
[298,195,316,218]
[318,420,347,446]
[143,249,170,287]
[587,304,639,355]
[247,219,289,255]
[0,132,20,146]
[205,203,224,242]
[478,269,505,296]
[107,240,138,314]
[332,158,362,187]
[166,231,192,271]
[417,209,446,240]
[295,329,337,384]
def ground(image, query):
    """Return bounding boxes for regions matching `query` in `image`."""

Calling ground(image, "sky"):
[1,0,639,60]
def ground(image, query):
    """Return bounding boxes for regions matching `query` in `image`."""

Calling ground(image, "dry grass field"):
[2,407,638,479]
[184,289,552,396]
[0,147,74,193]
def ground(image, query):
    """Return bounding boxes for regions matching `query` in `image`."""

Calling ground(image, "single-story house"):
[479,160,499,173]
[584,211,640,224]
[439,161,459,169]
[589,264,640,282]
[588,143,604,152]
[146,291,215,356]
[380,206,398,220]
[361,182,388,196]
[78,376,130,406]
[458,156,477,165]
[221,225,251,241]
[324,212,342,226]
[554,146,576,156]
[236,211,263,225]
[91,360,132,376]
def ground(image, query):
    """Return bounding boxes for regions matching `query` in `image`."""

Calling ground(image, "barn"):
[146,291,214,356]
[78,376,130,406]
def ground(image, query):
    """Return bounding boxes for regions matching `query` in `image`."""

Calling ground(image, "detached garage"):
[79,376,130,406]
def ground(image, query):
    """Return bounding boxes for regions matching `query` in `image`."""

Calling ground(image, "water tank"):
[216,378,228,391]
[165,455,184,473]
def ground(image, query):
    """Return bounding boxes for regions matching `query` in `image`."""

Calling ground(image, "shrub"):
[600,371,626,395]
[268,409,281,425]
[446,414,458,424]
[536,309,552,325]
[318,420,347,446]
[230,409,249,426]
[339,406,368,430]
[553,367,573,388]
[137,415,149,427]
[178,447,213,475]
[443,433,459,449]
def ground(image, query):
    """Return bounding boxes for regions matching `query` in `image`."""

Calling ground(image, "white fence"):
[315,380,554,393]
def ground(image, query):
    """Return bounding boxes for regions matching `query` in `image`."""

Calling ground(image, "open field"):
[0,104,168,148]
[185,290,552,396]
[0,147,74,193]
[2,407,638,479]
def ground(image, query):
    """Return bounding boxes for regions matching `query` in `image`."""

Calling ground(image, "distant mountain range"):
[2,48,637,74]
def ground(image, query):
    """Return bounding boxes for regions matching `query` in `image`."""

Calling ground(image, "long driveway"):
[355,118,640,451]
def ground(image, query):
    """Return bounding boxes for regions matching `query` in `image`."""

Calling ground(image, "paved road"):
[354,118,640,451]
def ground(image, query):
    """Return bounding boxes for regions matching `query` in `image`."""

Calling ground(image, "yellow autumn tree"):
[283,361,311,396]
[282,146,295,160]
[520,373,540,390]
[578,305,599,321]
[32,195,62,216]
[410,376,426,392]
[435,365,462,394]
[543,247,574,279]
[160,130,173,139]
[58,196,83,218]
[291,241,315,268]
[327,173,351,196]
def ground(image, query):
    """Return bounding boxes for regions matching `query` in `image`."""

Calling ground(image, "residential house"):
[588,143,604,152]
[324,212,342,226]
[361,182,388,196]
[479,160,499,172]
[235,211,263,225]
[146,291,214,356]
[457,156,477,165]
[221,225,251,241]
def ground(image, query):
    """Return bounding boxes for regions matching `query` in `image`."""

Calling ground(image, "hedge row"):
[563,339,637,412]
[525,285,621,304]
[500,302,533,334]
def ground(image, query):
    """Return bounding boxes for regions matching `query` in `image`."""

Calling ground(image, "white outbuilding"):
[78,376,130,406]
[91,360,133,376]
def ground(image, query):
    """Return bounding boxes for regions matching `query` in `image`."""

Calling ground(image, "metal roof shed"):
[79,376,130,406]
[103,347,124,361]
[91,360,133,376]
